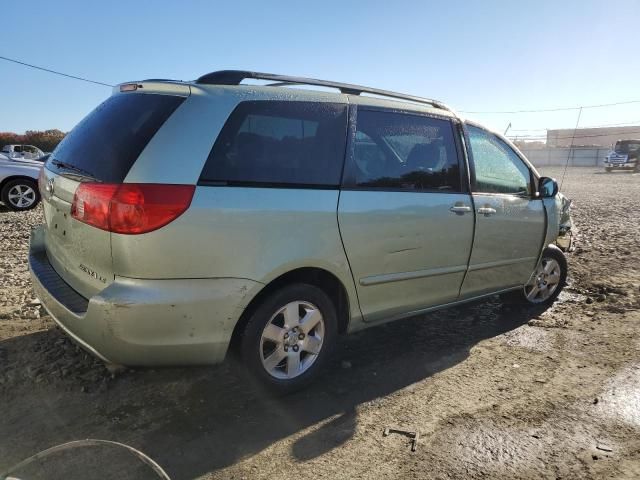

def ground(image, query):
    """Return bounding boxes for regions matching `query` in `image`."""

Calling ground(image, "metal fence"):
[519,147,609,167]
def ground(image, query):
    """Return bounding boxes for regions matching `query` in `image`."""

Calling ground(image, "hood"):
[10,157,44,166]
[0,157,42,176]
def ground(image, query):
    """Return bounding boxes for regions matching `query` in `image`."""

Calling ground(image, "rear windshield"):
[48,93,185,183]
[200,101,348,187]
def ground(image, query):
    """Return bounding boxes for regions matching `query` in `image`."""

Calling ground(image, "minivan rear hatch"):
[41,88,187,299]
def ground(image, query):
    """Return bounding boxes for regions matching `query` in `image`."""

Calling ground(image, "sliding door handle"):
[450,205,472,215]
[478,207,497,216]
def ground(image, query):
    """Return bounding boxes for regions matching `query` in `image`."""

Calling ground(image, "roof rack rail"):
[195,70,452,112]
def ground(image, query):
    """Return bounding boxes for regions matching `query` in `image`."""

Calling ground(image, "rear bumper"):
[29,226,260,366]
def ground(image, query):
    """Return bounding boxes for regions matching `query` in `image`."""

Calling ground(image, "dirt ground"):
[0,167,639,479]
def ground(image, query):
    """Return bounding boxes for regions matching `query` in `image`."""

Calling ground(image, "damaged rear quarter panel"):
[88,276,262,365]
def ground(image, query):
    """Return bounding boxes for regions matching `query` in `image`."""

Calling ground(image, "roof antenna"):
[504,122,512,136]
[560,106,583,190]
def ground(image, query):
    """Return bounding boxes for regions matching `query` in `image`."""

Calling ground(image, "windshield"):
[614,141,640,154]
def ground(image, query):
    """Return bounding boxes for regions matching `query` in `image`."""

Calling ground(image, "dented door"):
[337,108,474,323]
[338,191,474,322]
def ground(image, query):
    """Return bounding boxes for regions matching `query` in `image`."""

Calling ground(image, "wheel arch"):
[543,243,567,267]
[1,175,39,192]
[228,267,351,355]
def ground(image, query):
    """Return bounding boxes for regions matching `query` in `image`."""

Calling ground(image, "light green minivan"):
[29,71,572,392]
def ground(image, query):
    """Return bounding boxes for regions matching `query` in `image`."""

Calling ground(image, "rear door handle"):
[478,207,497,216]
[449,205,472,215]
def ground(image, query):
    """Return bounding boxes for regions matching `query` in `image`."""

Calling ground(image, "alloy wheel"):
[524,257,562,303]
[7,184,37,209]
[259,300,325,379]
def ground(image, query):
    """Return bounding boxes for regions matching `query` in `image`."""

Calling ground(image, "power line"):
[568,119,640,129]
[510,132,640,140]
[510,120,640,133]
[560,107,582,190]
[461,99,640,114]
[0,55,113,87]
[509,128,548,132]
[1,52,638,126]
[508,129,640,141]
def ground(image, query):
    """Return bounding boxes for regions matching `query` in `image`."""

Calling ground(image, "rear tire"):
[239,283,338,394]
[502,245,567,307]
[605,167,612,173]
[1,179,40,211]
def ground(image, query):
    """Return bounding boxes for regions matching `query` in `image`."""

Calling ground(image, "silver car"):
[1,144,46,161]
[0,153,43,211]
[29,71,572,392]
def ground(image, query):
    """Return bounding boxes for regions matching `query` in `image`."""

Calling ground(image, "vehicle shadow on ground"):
[1,298,544,479]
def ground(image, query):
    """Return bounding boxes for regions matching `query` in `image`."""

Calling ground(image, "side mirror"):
[539,176,558,198]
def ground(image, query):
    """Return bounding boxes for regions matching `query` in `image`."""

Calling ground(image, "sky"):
[2,0,639,139]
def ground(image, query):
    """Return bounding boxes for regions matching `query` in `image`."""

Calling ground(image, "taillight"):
[71,183,118,231]
[71,183,195,234]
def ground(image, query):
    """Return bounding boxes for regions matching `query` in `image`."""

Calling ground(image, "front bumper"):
[556,230,574,252]
[605,161,636,169]
[29,226,260,366]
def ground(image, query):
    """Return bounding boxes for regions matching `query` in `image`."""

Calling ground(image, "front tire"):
[239,283,338,394]
[1,179,40,211]
[503,245,567,306]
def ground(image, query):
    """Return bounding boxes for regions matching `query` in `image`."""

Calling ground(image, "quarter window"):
[467,126,531,195]
[347,110,461,191]
[200,101,348,186]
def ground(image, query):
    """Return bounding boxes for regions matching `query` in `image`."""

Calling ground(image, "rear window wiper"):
[50,159,98,181]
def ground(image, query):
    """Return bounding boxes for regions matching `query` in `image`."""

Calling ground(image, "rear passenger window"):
[200,101,348,186]
[346,110,461,191]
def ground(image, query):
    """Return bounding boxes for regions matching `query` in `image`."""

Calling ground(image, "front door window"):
[467,126,531,196]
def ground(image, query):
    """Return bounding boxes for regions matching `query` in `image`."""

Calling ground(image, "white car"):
[1,144,45,161]
[0,153,44,211]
